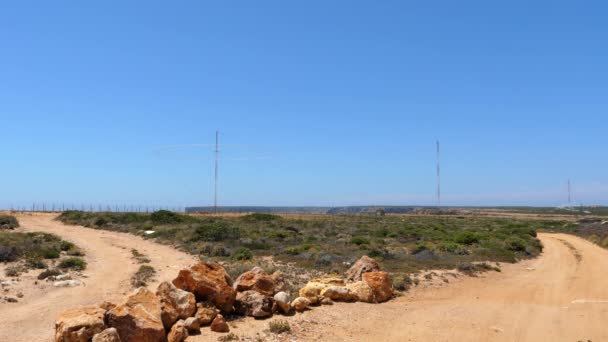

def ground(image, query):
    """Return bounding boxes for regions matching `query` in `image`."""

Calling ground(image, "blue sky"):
[1,1,607,208]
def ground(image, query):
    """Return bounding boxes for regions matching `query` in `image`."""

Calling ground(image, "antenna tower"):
[214,130,219,214]
[436,140,441,207]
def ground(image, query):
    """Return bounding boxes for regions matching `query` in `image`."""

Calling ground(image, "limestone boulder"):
[320,285,354,302]
[298,277,345,304]
[234,290,274,318]
[345,256,381,282]
[167,320,188,342]
[55,306,106,342]
[233,266,275,296]
[290,297,311,312]
[106,287,165,342]
[362,271,393,303]
[271,271,286,293]
[172,262,236,312]
[195,301,218,325]
[92,328,121,342]
[210,314,229,333]
[273,291,290,314]
[346,281,374,303]
[156,281,196,329]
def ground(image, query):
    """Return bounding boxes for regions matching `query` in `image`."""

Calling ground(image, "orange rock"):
[106,287,165,342]
[55,306,106,342]
[167,320,188,342]
[233,266,275,296]
[210,314,230,333]
[195,301,218,325]
[345,256,381,282]
[172,262,236,313]
[362,271,393,303]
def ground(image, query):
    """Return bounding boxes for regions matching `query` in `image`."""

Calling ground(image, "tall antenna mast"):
[568,179,572,206]
[436,140,441,207]
[214,130,219,214]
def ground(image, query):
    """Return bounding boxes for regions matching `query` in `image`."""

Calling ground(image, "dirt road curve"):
[1,215,607,342]
[0,214,196,342]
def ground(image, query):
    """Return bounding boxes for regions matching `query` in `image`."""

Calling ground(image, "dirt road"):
[2,216,607,342]
[0,214,196,342]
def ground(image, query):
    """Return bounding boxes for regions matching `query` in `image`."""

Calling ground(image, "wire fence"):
[1,203,186,213]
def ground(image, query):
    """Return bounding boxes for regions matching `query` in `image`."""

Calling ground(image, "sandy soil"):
[0,213,196,342]
[2,215,607,342]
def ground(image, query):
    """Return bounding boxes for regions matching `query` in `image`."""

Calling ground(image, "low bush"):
[241,213,281,222]
[351,236,370,245]
[26,257,47,269]
[5,265,23,277]
[232,247,253,261]
[58,257,87,271]
[0,215,19,230]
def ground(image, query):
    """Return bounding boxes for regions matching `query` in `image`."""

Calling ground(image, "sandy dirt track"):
[1,215,607,341]
[0,214,196,342]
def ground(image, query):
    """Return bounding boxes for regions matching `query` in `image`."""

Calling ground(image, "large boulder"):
[106,287,165,342]
[156,281,196,329]
[195,301,218,325]
[234,290,274,318]
[167,320,188,342]
[345,256,381,282]
[233,266,275,296]
[92,328,121,342]
[172,262,236,313]
[298,277,345,304]
[55,306,106,342]
[320,285,354,302]
[362,271,393,303]
[210,314,229,333]
[273,291,291,314]
[271,271,286,293]
[290,297,311,312]
[346,281,374,303]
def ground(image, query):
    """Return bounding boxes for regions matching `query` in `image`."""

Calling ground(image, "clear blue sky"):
[1,1,607,208]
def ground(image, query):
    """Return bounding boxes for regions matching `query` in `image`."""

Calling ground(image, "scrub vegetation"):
[57,210,554,275]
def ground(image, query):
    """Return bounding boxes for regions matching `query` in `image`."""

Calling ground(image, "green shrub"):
[58,257,87,271]
[506,237,526,251]
[150,210,182,224]
[351,236,370,245]
[59,241,75,251]
[233,247,253,260]
[41,248,60,259]
[26,257,47,269]
[241,213,281,222]
[194,221,239,242]
[0,215,19,229]
[454,231,480,245]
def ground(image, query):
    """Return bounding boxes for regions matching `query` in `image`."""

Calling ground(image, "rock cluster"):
[299,256,394,304]
[55,256,393,342]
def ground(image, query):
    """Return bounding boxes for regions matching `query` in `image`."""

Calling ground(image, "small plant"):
[131,265,156,287]
[268,319,291,334]
[26,257,47,269]
[41,248,61,259]
[131,249,151,263]
[217,332,240,341]
[232,247,253,260]
[0,215,19,229]
[350,236,370,245]
[58,257,87,271]
[150,210,183,224]
[5,265,23,277]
